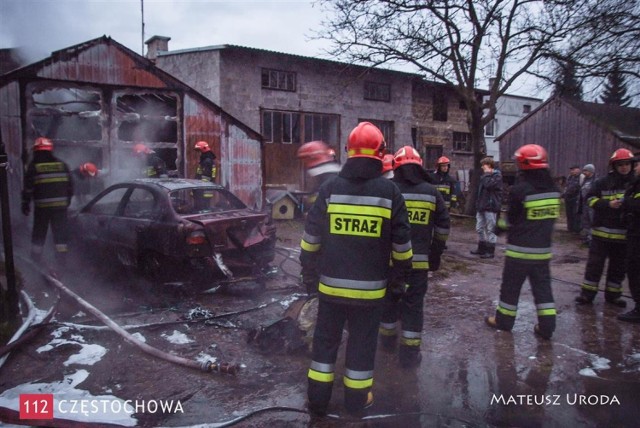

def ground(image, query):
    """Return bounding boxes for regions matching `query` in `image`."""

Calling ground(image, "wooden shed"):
[0,36,266,223]
[496,96,640,179]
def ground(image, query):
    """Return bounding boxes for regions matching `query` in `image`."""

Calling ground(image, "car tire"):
[139,251,168,282]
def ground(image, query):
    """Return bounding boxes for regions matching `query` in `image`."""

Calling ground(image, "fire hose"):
[43,272,238,375]
[0,291,57,368]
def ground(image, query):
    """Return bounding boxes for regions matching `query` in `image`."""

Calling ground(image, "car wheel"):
[139,251,167,282]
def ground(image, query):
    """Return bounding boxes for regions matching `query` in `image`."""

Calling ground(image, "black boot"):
[480,243,495,259]
[575,293,594,305]
[606,297,627,308]
[399,345,422,369]
[617,305,640,323]
[470,241,486,255]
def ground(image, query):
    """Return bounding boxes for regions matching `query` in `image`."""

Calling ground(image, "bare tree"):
[315,0,639,214]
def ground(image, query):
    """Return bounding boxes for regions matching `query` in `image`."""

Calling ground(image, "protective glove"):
[494,218,508,237]
[388,279,408,299]
[21,201,30,216]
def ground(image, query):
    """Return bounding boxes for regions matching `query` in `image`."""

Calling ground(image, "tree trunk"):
[463,107,487,217]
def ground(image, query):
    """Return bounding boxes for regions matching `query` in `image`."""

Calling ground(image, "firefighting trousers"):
[494,257,556,338]
[627,237,640,304]
[581,238,626,301]
[31,208,69,263]
[308,299,382,414]
[380,270,428,354]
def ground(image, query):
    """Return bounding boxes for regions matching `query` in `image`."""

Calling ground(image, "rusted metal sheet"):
[38,42,166,88]
[183,97,223,177]
[228,126,263,209]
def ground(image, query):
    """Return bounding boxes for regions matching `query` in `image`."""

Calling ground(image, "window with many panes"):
[261,68,296,92]
[433,90,448,121]
[262,110,338,145]
[453,132,472,152]
[364,81,391,102]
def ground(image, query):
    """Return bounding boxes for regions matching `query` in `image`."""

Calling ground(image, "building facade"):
[484,94,542,161]
[150,38,475,192]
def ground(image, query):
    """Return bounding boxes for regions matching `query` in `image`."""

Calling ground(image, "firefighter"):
[300,122,413,415]
[575,148,634,307]
[194,141,217,182]
[21,137,74,267]
[381,154,395,179]
[484,144,560,339]
[379,146,449,367]
[192,141,217,210]
[71,162,99,206]
[430,156,462,210]
[297,140,341,207]
[133,143,167,178]
[618,153,640,323]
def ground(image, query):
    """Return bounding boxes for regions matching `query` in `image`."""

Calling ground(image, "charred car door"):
[108,185,162,268]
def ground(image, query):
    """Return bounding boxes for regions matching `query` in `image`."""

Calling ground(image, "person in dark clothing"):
[71,162,100,207]
[430,156,462,211]
[300,122,412,416]
[133,143,167,178]
[564,165,582,233]
[379,146,449,368]
[471,157,503,258]
[21,137,73,267]
[194,141,217,182]
[576,148,634,308]
[297,140,341,208]
[485,144,560,340]
[578,164,596,246]
[618,153,640,323]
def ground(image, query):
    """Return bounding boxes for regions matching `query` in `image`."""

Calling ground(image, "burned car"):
[69,178,277,286]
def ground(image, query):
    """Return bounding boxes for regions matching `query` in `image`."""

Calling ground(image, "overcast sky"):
[1,0,331,62]
[1,0,546,98]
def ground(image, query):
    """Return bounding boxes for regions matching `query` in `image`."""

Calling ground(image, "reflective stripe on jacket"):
[300,163,412,304]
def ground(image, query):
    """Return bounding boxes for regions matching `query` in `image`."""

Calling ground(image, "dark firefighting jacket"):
[623,175,640,238]
[145,153,167,178]
[300,157,413,305]
[394,165,450,269]
[500,170,560,263]
[195,151,217,181]
[22,151,73,210]
[587,170,633,241]
[430,169,460,209]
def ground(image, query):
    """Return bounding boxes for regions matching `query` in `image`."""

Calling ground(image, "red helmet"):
[393,146,423,168]
[347,122,386,159]
[609,148,634,165]
[514,144,548,170]
[133,143,154,155]
[194,141,211,152]
[33,137,54,151]
[79,162,98,177]
[436,156,450,166]
[297,140,334,168]
[382,154,395,173]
